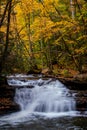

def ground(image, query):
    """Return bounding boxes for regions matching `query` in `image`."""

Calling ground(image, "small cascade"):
[8,78,76,113]
[0,75,87,130]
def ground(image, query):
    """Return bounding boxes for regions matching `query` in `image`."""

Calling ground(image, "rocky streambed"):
[0,74,87,115]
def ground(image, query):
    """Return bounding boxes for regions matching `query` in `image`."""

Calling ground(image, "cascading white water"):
[1,75,87,130]
[8,77,76,113]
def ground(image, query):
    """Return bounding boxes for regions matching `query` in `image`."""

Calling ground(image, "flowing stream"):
[0,74,87,130]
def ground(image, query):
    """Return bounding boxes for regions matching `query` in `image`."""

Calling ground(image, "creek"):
[0,74,87,130]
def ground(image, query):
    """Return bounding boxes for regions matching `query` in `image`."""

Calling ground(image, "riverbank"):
[40,71,87,90]
[0,76,20,115]
[27,67,87,90]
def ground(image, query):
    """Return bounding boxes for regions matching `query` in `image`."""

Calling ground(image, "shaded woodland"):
[0,0,87,77]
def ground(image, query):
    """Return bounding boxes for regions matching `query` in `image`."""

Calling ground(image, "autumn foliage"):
[0,0,87,74]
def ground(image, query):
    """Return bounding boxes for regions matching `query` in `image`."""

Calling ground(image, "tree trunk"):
[0,0,12,74]
[70,0,76,19]
[0,0,10,27]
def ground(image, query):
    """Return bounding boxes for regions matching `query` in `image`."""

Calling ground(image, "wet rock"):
[70,90,87,111]
[0,99,20,115]
[38,82,44,86]
[0,83,20,116]
[76,97,87,111]
[42,74,87,90]
[57,77,87,90]
[14,85,35,89]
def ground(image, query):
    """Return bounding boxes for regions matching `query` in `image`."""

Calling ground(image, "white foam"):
[14,79,76,113]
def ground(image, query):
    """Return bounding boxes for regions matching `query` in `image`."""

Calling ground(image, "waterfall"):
[0,75,86,130]
[8,77,76,113]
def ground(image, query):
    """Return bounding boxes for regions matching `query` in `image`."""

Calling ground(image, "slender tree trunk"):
[0,0,12,74]
[0,0,10,27]
[27,13,34,69]
[70,0,76,19]
[20,1,37,70]
[40,39,44,69]
[47,43,53,72]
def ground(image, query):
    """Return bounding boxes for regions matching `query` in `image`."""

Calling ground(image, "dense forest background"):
[0,0,87,76]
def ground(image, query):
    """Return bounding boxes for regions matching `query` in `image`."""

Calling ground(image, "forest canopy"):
[0,0,87,76]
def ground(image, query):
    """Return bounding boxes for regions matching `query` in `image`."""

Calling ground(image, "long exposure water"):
[0,74,87,130]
